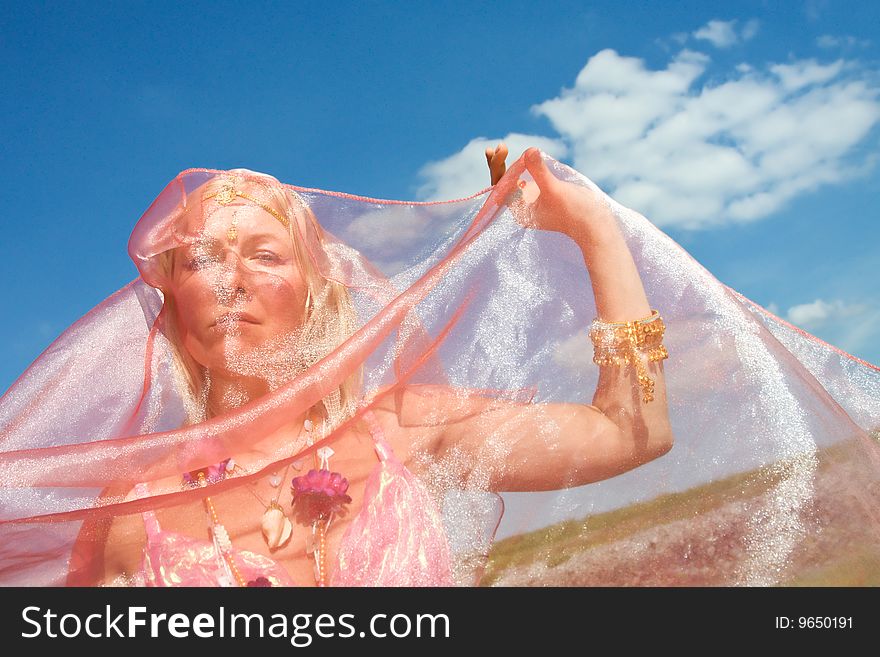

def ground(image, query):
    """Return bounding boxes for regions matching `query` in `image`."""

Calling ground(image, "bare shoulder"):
[365,383,454,468]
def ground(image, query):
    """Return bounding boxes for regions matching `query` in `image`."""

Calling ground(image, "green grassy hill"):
[479,434,880,586]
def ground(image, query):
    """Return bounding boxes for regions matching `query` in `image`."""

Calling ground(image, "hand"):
[506,147,615,241]
[485,143,508,186]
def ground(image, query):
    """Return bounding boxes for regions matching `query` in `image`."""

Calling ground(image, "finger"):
[524,147,554,189]
[485,148,497,185]
[492,144,509,183]
[491,158,506,185]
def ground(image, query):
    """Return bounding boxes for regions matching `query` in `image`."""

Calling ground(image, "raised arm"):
[418,146,673,492]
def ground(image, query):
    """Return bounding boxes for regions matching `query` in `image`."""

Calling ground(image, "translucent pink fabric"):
[330,409,453,586]
[135,483,296,587]
[130,410,451,587]
[0,150,878,587]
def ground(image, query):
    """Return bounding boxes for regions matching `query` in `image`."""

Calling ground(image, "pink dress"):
[132,410,455,587]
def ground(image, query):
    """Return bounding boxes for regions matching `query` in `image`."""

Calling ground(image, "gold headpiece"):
[202,178,290,243]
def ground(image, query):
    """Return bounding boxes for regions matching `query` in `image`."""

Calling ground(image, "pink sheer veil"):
[1,151,878,587]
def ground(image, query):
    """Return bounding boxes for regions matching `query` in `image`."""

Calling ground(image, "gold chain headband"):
[202,178,291,243]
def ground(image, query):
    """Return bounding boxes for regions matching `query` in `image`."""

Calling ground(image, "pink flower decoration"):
[290,468,352,523]
[183,458,231,486]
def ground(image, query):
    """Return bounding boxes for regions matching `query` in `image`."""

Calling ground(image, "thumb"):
[523,147,555,189]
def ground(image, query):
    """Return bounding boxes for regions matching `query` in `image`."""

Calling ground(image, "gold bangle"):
[588,309,669,404]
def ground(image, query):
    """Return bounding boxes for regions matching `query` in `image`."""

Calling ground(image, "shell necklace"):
[241,418,314,550]
[185,413,352,587]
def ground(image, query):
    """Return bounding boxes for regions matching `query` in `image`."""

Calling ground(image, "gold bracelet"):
[588,309,669,403]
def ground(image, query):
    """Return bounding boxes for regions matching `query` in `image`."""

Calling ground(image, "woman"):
[1,147,877,587]
[97,144,672,587]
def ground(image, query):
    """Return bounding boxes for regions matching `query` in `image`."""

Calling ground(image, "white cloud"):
[415,134,568,202]
[817,34,872,49]
[834,307,880,357]
[345,205,432,252]
[786,298,869,328]
[416,38,880,231]
[693,18,759,49]
[531,48,879,229]
[551,332,594,372]
[741,19,761,41]
[780,297,879,359]
[769,58,845,91]
[693,19,739,48]
[340,202,466,275]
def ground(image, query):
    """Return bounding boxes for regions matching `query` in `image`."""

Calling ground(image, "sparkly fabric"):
[1,152,879,587]
[137,501,296,587]
[330,410,453,586]
[132,411,451,587]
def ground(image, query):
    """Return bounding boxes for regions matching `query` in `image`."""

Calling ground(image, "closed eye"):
[186,255,219,270]
[255,251,281,262]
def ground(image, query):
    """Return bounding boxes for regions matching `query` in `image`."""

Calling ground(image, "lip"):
[211,312,259,327]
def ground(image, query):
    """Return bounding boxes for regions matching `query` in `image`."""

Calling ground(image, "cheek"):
[258,275,307,329]
[172,283,212,335]
[168,279,224,366]
[170,291,210,366]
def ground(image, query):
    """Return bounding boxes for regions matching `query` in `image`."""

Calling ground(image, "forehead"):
[180,200,291,246]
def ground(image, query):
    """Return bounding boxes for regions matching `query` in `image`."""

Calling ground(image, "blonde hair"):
[156,170,364,437]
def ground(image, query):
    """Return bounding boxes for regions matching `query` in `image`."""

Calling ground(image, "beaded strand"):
[198,471,248,587]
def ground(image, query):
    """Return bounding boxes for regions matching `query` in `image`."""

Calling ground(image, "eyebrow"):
[190,232,286,248]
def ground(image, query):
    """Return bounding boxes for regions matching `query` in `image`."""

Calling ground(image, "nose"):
[214,252,250,306]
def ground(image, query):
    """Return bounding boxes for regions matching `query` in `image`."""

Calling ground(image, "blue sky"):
[1,0,878,394]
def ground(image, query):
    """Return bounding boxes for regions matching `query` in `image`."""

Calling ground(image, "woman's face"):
[169,199,309,378]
